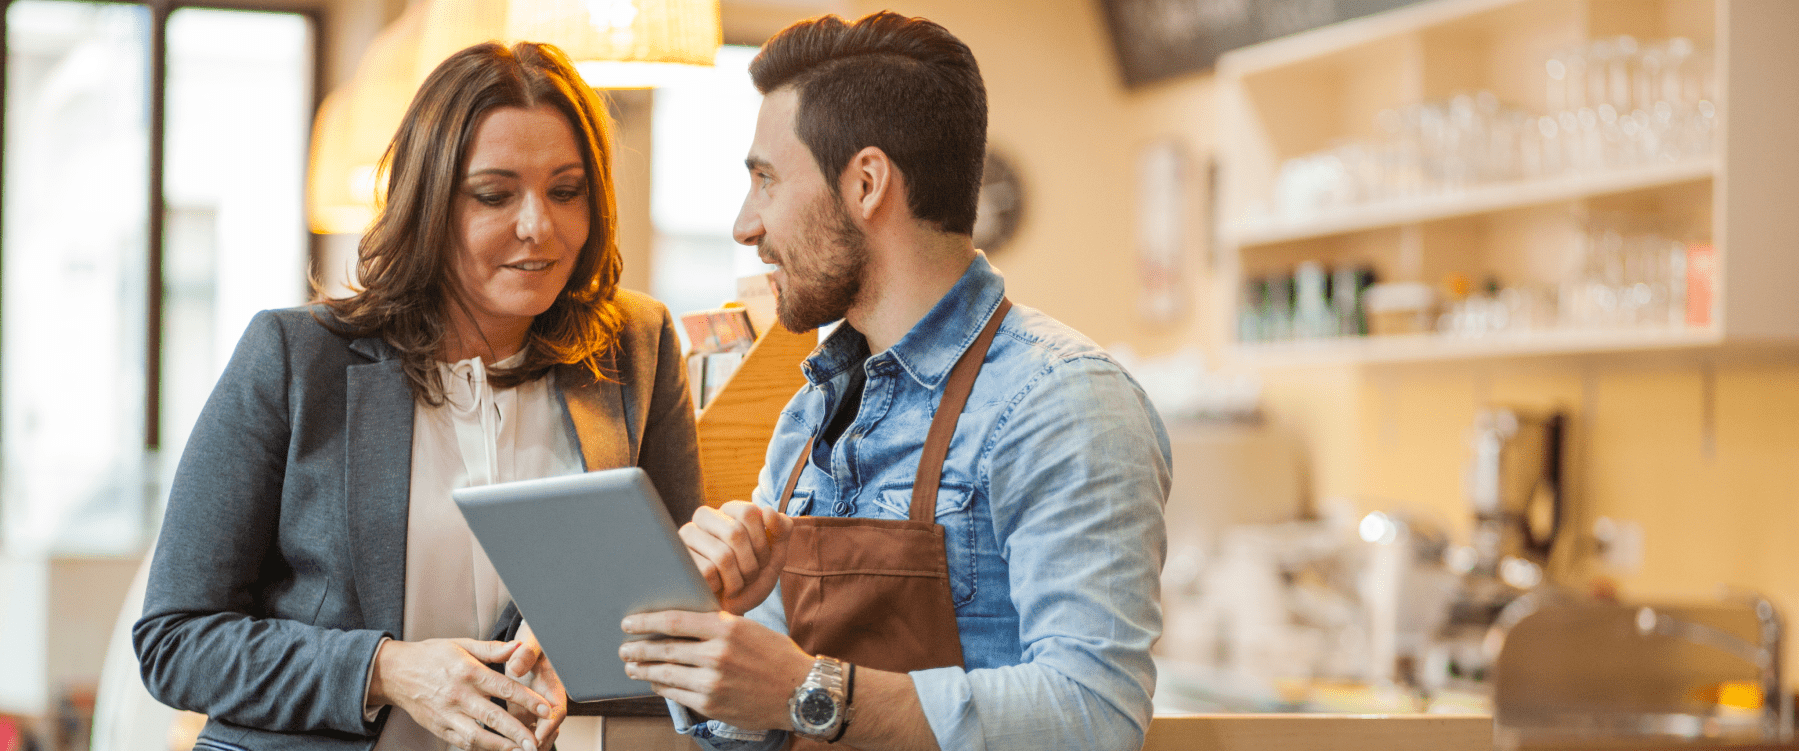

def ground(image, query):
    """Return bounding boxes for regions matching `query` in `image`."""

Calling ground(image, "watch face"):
[797,687,837,727]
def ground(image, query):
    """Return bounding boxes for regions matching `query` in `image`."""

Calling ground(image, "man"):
[617,11,1171,750]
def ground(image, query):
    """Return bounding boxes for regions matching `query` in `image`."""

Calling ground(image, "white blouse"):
[373,352,583,751]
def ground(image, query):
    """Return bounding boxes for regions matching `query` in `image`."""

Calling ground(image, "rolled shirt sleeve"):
[912,356,1170,751]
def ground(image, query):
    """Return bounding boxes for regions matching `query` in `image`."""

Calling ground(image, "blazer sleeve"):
[133,310,388,736]
[630,298,705,525]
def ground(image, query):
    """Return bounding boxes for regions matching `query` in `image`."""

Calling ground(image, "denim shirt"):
[674,254,1171,750]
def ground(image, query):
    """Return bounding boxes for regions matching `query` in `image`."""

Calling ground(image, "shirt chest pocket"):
[875,483,978,608]
[783,489,813,516]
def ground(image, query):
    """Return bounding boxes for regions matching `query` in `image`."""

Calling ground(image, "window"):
[1,0,314,554]
[649,44,769,340]
[160,6,313,503]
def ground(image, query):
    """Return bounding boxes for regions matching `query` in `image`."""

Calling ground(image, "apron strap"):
[777,297,1014,521]
[909,298,1012,523]
[780,436,813,513]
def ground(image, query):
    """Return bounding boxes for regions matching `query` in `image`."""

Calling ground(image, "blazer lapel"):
[556,364,632,471]
[345,337,414,636]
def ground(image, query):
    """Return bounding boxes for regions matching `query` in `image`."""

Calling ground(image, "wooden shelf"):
[1231,326,1722,368]
[1224,160,1716,249]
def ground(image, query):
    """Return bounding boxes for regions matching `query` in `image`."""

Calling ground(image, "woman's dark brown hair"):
[320,41,623,403]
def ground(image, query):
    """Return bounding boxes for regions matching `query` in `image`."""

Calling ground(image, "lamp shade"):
[415,0,508,81]
[306,90,364,234]
[306,1,428,234]
[510,0,717,63]
[418,0,719,89]
[307,0,719,234]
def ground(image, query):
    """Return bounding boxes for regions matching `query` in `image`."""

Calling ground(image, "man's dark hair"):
[750,11,986,235]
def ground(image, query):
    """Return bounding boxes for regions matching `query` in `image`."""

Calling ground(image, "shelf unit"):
[1214,0,1799,366]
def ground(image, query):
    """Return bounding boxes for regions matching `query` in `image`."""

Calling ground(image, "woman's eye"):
[473,192,509,206]
[552,186,586,202]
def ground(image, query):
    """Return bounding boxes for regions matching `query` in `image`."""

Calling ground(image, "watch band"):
[826,662,856,744]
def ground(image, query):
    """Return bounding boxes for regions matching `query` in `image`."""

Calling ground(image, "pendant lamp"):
[415,0,720,90]
[307,0,720,235]
[512,0,720,88]
[306,1,429,234]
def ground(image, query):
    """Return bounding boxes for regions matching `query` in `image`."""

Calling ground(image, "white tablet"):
[453,467,718,701]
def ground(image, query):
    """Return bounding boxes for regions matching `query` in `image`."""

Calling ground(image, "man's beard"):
[767,194,869,333]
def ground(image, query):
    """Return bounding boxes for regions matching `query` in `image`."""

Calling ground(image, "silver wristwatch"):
[789,655,855,743]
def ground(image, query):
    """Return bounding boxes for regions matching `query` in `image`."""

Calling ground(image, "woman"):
[133,42,702,751]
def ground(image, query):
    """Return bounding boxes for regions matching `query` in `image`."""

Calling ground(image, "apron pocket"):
[877,483,977,607]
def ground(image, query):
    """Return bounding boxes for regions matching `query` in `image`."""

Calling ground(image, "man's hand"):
[368,638,555,751]
[617,610,813,730]
[504,623,568,750]
[681,501,794,615]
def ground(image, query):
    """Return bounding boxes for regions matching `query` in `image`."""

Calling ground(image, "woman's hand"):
[503,623,568,749]
[681,501,793,615]
[368,638,556,751]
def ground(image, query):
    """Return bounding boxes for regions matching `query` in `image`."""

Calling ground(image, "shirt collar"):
[800,252,1006,390]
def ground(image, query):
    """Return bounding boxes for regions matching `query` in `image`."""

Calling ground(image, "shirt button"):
[832,501,854,516]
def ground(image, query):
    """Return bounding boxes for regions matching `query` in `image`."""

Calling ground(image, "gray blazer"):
[133,290,703,751]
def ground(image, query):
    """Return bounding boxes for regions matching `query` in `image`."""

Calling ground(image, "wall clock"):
[972,150,1025,255]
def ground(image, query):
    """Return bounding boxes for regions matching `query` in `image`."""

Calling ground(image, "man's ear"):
[840,146,897,222]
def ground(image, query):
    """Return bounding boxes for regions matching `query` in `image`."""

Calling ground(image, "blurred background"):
[2,0,1797,749]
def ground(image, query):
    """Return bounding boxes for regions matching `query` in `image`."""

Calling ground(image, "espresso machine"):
[1465,407,1565,580]
[1417,407,1565,699]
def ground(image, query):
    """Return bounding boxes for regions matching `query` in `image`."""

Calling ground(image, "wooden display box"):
[690,319,816,508]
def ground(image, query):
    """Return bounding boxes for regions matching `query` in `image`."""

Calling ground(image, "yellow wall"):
[844,0,1799,679]
[317,0,1799,687]
[1344,357,1799,596]
[846,0,1221,353]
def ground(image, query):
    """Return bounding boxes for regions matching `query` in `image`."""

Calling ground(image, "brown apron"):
[777,299,1011,749]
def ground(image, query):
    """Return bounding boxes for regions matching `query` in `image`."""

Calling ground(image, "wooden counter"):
[1143,713,1491,751]
[580,707,1493,750]
[1507,741,1799,751]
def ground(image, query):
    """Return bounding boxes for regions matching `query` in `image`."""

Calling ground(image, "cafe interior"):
[2,0,1797,748]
